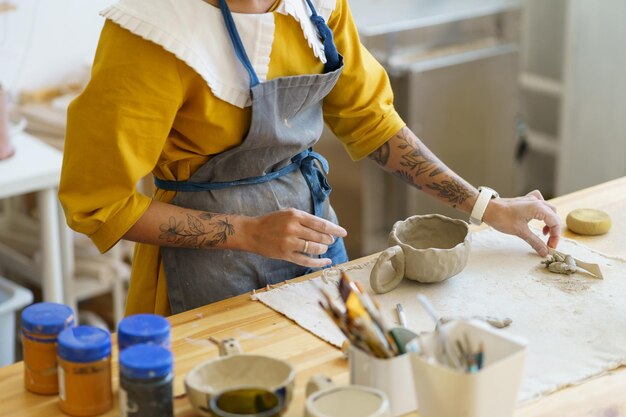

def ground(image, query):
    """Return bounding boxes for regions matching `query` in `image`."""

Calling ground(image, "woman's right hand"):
[240,208,348,268]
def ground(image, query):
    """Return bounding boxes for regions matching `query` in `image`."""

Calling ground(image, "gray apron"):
[155,0,347,314]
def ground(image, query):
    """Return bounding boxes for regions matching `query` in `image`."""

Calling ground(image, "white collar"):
[100,0,336,108]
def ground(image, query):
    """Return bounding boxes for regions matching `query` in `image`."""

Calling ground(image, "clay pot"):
[370,214,471,294]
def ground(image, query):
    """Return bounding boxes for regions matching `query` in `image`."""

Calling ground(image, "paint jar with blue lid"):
[21,302,74,394]
[119,344,174,417]
[117,314,171,351]
[57,325,113,416]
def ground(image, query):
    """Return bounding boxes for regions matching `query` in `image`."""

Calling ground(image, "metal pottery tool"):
[417,295,463,370]
[548,248,604,279]
[396,303,407,328]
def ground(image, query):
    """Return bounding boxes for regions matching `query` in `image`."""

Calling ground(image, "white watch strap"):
[469,187,498,225]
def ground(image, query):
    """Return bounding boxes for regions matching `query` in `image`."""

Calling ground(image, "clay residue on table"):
[534,268,591,294]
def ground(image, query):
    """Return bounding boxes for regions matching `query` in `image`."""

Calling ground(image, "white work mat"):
[256,228,626,403]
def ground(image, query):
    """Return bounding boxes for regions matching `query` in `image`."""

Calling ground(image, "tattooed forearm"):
[368,127,478,212]
[369,141,390,165]
[429,166,446,177]
[396,128,441,177]
[426,180,473,208]
[393,170,422,189]
[369,128,448,178]
[158,212,235,248]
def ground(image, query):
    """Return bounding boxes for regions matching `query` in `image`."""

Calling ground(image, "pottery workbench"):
[1,176,626,417]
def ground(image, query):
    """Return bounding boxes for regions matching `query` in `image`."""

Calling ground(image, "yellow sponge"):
[566,208,611,236]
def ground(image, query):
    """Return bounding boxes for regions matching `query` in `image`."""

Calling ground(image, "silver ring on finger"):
[302,240,309,254]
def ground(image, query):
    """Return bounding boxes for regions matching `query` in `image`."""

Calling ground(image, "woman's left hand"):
[482,190,561,257]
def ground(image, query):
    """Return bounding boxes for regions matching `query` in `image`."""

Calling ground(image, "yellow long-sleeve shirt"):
[59,0,405,316]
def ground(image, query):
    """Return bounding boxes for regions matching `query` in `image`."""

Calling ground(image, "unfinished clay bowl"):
[370,214,471,293]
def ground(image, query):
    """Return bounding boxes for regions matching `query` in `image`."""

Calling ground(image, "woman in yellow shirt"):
[60,0,561,316]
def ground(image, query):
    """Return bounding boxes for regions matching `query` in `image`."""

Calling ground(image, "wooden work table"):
[2,176,626,417]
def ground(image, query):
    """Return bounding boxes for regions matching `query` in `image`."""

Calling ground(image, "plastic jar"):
[119,344,173,417]
[57,325,113,416]
[117,314,170,351]
[21,302,75,394]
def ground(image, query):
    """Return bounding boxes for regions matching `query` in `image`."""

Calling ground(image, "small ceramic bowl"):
[305,385,391,417]
[185,354,296,417]
[370,214,471,293]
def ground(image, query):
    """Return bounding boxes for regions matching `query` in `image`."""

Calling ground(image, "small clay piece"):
[566,208,611,236]
[483,316,513,329]
[542,253,577,275]
[547,249,604,279]
[547,262,576,275]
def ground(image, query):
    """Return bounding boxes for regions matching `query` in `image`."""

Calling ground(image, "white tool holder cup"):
[348,345,417,417]
[410,319,527,417]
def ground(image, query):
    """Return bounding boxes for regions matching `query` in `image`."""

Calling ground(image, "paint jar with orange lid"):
[21,302,75,394]
[57,325,113,416]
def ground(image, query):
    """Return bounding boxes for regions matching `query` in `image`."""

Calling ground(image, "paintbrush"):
[347,276,398,354]
[338,272,352,301]
[354,317,395,358]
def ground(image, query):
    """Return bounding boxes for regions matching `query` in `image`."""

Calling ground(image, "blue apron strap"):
[154,149,332,218]
[297,149,332,218]
[304,0,342,73]
[218,0,260,87]
[154,159,301,192]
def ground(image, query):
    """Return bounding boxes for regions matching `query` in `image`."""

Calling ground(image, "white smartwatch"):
[469,186,499,225]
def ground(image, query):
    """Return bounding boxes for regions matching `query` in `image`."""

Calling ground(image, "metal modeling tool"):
[396,303,407,328]
[548,248,604,279]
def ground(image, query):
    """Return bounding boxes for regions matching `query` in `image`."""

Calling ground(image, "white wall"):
[0,0,113,94]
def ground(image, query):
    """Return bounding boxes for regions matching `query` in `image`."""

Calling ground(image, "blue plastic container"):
[57,326,113,416]
[20,302,74,394]
[21,302,74,337]
[117,314,170,351]
[119,344,173,417]
[57,325,111,363]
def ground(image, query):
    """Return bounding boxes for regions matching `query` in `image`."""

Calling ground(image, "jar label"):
[58,366,66,401]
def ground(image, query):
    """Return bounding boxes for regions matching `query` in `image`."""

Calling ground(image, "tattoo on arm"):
[158,212,235,248]
[429,166,446,177]
[393,170,422,189]
[396,128,441,177]
[369,141,390,166]
[369,128,448,179]
[426,180,473,208]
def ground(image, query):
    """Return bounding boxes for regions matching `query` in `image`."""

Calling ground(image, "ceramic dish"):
[185,354,296,417]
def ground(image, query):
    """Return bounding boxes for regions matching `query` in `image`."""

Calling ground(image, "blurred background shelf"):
[519,0,626,198]
[318,0,523,255]
[519,72,563,98]
[318,0,626,258]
